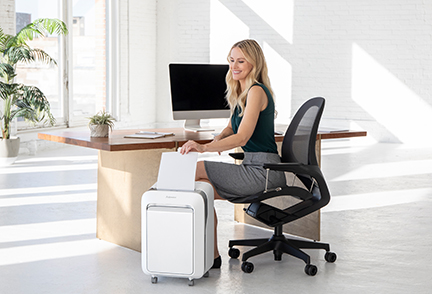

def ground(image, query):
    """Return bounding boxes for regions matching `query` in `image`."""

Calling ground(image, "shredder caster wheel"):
[188,279,194,286]
[151,277,158,284]
[325,251,337,263]
[228,248,240,259]
[304,264,318,276]
[241,261,254,273]
[203,271,209,278]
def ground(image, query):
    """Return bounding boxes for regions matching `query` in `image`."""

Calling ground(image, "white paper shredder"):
[142,181,214,286]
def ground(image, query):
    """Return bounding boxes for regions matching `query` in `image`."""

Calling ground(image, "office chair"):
[227,97,336,276]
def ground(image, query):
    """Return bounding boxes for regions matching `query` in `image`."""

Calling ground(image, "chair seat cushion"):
[245,202,297,227]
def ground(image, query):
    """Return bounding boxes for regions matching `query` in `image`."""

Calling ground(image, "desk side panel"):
[97,148,176,252]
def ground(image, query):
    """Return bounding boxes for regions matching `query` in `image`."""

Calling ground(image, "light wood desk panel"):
[38,128,366,251]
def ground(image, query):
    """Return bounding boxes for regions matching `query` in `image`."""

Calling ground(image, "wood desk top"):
[38,128,367,152]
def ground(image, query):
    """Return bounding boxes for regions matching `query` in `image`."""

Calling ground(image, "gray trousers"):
[204,152,286,203]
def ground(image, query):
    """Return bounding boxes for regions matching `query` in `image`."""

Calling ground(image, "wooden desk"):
[38,128,366,252]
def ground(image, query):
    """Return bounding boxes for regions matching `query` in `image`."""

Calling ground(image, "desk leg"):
[234,139,322,241]
[96,148,176,252]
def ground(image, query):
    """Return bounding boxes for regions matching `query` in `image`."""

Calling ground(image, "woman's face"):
[229,47,253,83]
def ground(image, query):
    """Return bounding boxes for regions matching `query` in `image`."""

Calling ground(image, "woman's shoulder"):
[248,83,272,101]
[250,83,271,95]
[247,84,267,104]
[248,83,266,94]
[249,82,265,90]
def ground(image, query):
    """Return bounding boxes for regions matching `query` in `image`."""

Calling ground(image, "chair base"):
[228,225,332,269]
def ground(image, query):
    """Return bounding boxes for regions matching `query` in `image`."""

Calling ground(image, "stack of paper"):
[125,131,175,139]
[156,152,198,191]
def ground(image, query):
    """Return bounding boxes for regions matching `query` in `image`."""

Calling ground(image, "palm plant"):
[0,18,68,140]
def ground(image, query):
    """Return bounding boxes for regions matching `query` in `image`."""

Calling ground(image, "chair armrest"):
[264,162,328,200]
[263,162,311,174]
[264,162,325,186]
[229,152,244,160]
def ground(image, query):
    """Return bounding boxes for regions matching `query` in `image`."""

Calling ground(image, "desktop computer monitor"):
[169,63,230,132]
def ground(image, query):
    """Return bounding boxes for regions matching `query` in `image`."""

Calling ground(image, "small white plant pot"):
[0,136,20,166]
[90,124,110,137]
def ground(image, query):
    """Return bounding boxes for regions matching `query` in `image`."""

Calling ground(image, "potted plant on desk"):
[87,110,115,137]
[0,18,68,166]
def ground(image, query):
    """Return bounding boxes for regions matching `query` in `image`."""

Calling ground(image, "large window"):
[71,0,106,123]
[14,0,118,129]
[15,0,62,124]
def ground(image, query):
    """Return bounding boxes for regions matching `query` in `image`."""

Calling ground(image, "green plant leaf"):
[3,46,57,68]
[3,46,33,66]
[9,84,56,125]
[11,105,37,123]
[0,63,16,80]
[0,28,11,53]
[11,18,68,46]
[32,18,68,36]
[29,48,57,66]
[87,110,116,130]
[0,81,18,100]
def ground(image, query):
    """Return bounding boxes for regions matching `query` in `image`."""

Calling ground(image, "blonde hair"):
[225,39,274,117]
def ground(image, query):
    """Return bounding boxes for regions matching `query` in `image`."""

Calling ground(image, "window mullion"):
[60,0,72,127]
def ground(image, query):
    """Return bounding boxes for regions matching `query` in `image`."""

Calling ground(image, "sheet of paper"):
[156,151,198,191]
[124,133,165,139]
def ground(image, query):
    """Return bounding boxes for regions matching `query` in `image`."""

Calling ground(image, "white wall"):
[291,1,432,144]
[0,0,15,34]
[155,0,211,125]
[118,0,157,128]
[129,0,431,144]
[4,0,431,145]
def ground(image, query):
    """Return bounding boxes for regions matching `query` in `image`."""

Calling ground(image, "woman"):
[180,39,286,268]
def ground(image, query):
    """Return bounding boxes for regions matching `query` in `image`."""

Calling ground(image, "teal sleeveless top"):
[230,83,278,154]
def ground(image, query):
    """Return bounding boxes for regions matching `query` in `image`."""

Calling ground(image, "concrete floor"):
[0,138,431,293]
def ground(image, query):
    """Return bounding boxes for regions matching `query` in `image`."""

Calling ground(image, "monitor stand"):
[184,119,214,132]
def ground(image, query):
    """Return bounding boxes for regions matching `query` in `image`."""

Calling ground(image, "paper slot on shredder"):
[146,205,194,275]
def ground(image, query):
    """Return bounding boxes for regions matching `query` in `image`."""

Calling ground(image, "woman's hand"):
[180,140,206,154]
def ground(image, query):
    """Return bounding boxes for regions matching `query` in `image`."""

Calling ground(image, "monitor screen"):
[169,63,230,131]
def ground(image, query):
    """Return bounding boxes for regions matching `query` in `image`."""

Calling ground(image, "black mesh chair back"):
[282,97,324,166]
[280,97,330,216]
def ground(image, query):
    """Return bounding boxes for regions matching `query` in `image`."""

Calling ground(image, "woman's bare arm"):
[180,86,267,154]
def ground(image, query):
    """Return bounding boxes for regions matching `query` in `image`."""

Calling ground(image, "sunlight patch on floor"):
[331,160,432,181]
[0,238,112,266]
[0,163,97,174]
[0,184,97,197]
[0,193,96,207]
[323,188,432,212]
[16,155,98,164]
[0,220,97,243]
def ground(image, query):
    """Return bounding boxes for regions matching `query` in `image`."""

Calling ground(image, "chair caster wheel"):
[304,264,318,276]
[188,279,194,286]
[273,250,282,261]
[241,261,254,273]
[325,251,337,263]
[228,247,240,259]
[151,276,158,284]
